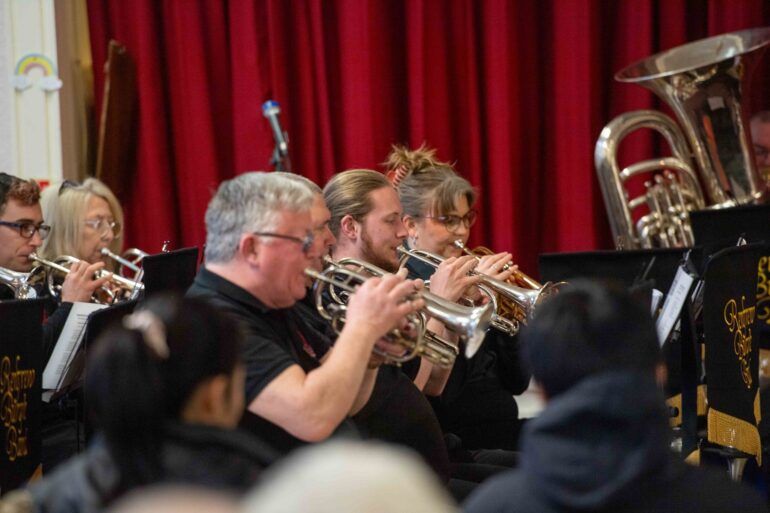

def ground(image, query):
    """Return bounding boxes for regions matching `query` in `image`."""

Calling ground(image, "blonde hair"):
[384,144,476,217]
[41,178,124,268]
[323,169,392,237]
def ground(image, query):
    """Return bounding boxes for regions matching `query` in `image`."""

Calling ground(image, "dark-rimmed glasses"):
[0,220,51,239]
[253,231,315,254]
[416,209,478,233]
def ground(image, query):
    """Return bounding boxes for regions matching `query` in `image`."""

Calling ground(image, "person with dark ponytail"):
[27,295,277,513]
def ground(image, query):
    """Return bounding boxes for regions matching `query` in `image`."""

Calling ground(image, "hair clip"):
[123,310,169,360]
[385,165,408,187]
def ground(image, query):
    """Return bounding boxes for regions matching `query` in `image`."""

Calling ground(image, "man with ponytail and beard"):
[26,296,277,513]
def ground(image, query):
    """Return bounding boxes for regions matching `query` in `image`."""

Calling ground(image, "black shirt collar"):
[195,266,273,314]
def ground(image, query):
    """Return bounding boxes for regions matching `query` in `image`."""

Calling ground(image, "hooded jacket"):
[464,371,767,513]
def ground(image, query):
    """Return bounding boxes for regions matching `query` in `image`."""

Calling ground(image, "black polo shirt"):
[186,266,353,454]
[292,290,452,481]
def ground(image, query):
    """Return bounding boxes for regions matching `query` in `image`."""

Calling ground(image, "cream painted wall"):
[0,0,63,185]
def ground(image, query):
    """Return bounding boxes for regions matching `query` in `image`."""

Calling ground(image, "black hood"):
[519,371,671,510]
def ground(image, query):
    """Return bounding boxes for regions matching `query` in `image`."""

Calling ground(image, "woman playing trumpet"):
[39,178,138,301]
[41,178,124,271]
[387,144,531,451]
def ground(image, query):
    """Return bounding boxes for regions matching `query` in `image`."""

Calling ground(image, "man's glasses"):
[84,218,122,237]
[0,220,51,239]
[418,209,478,233]
[253,231,315,254]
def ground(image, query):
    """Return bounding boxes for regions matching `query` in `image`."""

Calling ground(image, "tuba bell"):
[595,28,770,249]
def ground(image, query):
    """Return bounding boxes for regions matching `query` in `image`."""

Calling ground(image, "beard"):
[360,227,399,273]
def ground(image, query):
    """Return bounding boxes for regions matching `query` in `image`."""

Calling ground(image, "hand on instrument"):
[476,252,517,282]
[345,268,425,342]
[60,260,112,303]
[428,255,480,302]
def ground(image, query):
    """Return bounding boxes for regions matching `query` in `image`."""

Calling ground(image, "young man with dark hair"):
[0,172,109,472]
[464,281,767,513]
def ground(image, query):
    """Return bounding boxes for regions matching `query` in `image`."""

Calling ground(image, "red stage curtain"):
[86,0,770,276]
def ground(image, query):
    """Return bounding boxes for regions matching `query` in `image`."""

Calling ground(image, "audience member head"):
[87,295,244,491]
[388,145,477,259]
[522,281,661,399]
[242,441,458,513]
[323,169,406,272]
[108,486,239,513]
[0,173,46,272]
[41,178,124,268]
[203,171,317,307]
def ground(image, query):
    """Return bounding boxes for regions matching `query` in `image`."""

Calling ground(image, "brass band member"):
[40,178,124,270]
[186,172,423,454]
[389,144,531,451]
[323,169,516,498]
[0,173,108,472]
[324,169,479,393]
[278,172,458,489]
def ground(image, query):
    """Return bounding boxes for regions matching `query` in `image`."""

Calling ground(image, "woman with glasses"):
[387,144,531,452]
[40,178,124,272]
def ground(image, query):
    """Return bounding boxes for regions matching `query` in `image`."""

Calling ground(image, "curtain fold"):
[86,0,770,275]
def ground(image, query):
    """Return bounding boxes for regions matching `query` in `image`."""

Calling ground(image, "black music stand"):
[141,247,199,298]
[81,299,138,440]
[690,204,770,247]
[700,243,765,481]
[539,248,689,292]
[0,299,45,494]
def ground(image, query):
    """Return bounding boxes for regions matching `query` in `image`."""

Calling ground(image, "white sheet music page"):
[42,302,106,396]
[655,266,695,347]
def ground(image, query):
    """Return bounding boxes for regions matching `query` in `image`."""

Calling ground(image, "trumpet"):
[453,240,565,323]
[306,258,492,365]
[398,246,558,335]
[0,266,37,299]
[29,253,144,304]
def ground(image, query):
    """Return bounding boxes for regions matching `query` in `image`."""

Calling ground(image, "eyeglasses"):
[84,218,122,237]
[253,231,315,254]
[0,220,51,239]
[418,209,478,233]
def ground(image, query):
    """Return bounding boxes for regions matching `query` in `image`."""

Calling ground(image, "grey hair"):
[272,172,323,194]
[204,172,314,263]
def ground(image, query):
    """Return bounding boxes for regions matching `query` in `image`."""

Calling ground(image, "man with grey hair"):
[187,172,424,455]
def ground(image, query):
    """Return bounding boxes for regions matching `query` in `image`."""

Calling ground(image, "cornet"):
[453,240,565,323]
[306,258,492,365]
[29,253,144,304]
[0,266,36,299]
[398,246,558,335]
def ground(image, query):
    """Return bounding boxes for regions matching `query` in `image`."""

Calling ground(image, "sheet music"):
[655,266,695,347]
[42,302,106,400]
[651,289,664,318]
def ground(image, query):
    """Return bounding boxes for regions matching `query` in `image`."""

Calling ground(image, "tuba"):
[595,28,770,249]
[29,253,144,304]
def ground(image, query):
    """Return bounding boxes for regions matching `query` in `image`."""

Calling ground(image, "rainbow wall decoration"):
[12,53,62,92]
